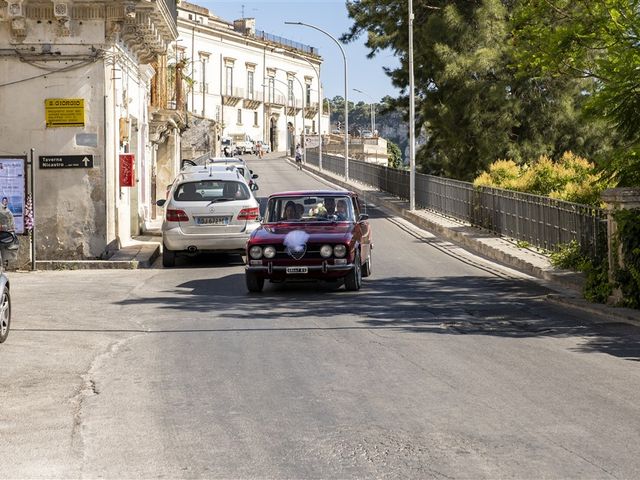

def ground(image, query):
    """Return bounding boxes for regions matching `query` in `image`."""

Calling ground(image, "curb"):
[33,243,160,270]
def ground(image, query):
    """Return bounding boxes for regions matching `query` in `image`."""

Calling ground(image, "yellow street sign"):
[44,98,85,128]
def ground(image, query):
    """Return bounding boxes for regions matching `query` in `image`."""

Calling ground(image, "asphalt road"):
[2,155,640,479]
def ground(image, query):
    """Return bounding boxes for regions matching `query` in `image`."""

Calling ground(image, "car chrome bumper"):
[246,263,354,274]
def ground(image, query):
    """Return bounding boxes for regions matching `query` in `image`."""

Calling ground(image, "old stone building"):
[0,0,180,261]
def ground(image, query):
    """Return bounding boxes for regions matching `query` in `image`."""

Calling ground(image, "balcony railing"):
[223,87,244,99]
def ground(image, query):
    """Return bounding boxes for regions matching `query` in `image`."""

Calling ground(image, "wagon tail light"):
[237,207,260,221]
[166,209,189,222]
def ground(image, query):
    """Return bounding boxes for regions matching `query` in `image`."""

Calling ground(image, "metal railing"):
[255,30,319,56]
[305,150,607,259]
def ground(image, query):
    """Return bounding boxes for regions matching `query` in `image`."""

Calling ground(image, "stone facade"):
[0,0,180,260]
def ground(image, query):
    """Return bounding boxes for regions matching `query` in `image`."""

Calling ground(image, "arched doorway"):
[270,116,278,152]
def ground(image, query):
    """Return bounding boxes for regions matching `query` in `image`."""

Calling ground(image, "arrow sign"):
[39,155,94,169]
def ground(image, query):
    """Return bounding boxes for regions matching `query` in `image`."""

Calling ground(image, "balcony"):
[286,99,303,117]
[222,87,244,107]
[304,102,319,119]
[265,94,286,108]
[243,91,263,110]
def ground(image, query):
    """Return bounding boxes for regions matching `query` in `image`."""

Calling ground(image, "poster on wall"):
[0,157,26,234]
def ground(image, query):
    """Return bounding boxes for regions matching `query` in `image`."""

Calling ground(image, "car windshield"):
[265,195,354,222]
[174,180,250,202]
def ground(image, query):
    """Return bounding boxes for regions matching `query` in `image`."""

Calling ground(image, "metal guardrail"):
[305,150,607,259]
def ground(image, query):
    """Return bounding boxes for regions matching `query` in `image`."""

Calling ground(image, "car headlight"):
[333,244,347,258]
[263,246,276,259]
[249,246,263,259]
[320,244,333,258]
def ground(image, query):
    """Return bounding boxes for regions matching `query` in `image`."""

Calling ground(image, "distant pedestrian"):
[295,144,303,170]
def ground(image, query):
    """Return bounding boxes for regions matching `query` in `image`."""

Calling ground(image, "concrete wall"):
[0,55,107,259]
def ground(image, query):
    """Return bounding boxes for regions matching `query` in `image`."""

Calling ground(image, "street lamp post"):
[273,46,323,171]
[285,21,349,180]
[409,0,416,211]
[353,87,376,134]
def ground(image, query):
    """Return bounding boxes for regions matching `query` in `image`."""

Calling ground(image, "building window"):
[288,79,294,106]
[306,84,311,105]
[226,66,233,96]
[312,120,316,133]
[247,71,254,99]
[237,109,242,125]
[268,77,275,103]
[254,111,259,126]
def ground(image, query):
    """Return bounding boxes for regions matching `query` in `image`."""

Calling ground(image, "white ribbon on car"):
[283,230,309,260]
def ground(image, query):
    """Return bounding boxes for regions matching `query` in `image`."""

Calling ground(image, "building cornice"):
[1,1,178,63]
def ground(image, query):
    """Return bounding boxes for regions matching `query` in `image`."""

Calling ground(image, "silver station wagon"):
[157,167,260,267]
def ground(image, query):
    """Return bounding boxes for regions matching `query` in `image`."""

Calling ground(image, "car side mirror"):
[358,214,369,222]
[251,183,259,191]
[252,174,259,179]
[156,199,166,207]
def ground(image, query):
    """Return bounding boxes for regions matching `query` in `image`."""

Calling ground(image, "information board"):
[45,98,85,128]
[0,157,27,235]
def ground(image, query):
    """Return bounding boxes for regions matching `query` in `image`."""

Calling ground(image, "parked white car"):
[156,168,260,267]
[180,161,260,194]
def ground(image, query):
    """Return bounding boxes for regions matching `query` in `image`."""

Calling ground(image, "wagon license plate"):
[196,216,231,225]
[286,266,308,274]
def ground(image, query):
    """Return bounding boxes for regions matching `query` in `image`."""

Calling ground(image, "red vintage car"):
[245,190,373,292]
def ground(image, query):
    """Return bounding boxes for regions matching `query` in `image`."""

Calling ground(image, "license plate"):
[286,266,308,274]
[195,216,231,225]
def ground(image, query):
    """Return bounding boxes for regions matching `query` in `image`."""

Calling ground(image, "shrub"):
[474,151,610,205]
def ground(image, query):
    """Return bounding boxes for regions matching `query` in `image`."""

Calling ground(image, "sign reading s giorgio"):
[44,98,85,128]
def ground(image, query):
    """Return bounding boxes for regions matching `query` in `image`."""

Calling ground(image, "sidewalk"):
[290,156,640,327]
[34,225,161,271]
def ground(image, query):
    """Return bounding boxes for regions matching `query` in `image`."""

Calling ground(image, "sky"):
[194,0,401,103]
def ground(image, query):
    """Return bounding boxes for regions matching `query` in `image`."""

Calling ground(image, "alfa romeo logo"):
[286,244,307,260]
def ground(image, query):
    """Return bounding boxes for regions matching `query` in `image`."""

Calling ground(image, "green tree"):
[512,0,640,185]
[387,140,403,168]
[343,0,614,181]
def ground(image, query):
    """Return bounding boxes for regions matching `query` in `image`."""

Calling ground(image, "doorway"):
[270,116,278,152]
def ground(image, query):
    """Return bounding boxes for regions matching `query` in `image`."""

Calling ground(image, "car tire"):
[362,249,372,278]
[162,243,176,268]
[344,251,362,291]
[0,286,10,344]
[246,272,264,293]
